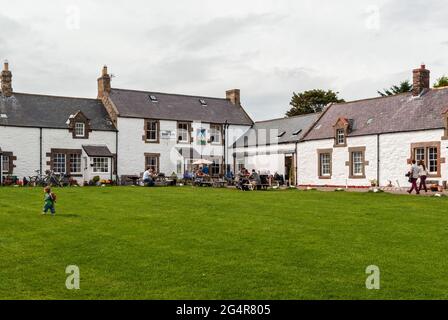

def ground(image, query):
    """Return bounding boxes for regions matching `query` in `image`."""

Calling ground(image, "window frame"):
[351,151,364,177]
[48,149,82,176]
[209,124,222,145]
[177,122,191,143]
[74,122,86,138]
[144,119,160,143]
[348,147,367,179]
[53,153,67,174]
[336,128,345,146]
[70,153,82,174]
[2,155,10,173]
[92,157,109,173]
[411,142,442,177]
[145,153,160,173]
[317,149,332,179]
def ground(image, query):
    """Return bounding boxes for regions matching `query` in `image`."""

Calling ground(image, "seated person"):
[142,167,155,186]
[250,169,261,185]
[274,172,284,185]
[183,170,193,180]
[225,170,234,182]
[202,165,209,176]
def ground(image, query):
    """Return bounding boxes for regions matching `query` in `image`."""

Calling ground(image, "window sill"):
[145,140,159,144]
[349,175,366,179]
[333,144,347,148]
[318,176,331,179]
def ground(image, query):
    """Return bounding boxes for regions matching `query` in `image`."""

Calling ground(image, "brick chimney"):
[412,64,430,96]
[226,89,240,105]
[97,65,111,99]
[1,60,13,97]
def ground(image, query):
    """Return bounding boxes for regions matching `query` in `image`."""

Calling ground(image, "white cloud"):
[0,0,447,120]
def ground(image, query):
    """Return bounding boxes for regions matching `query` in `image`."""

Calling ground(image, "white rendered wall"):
[117,117,250,176]
[0,126,40,179]
[0,126,116,183]
[297,135,378,187]
[379,129,447,188]
[298,129,447,188]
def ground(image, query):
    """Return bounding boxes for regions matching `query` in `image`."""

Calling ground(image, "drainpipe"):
[115,130,119,184]
[295,142,298,186]
[223,120,228,173]
[0,149,3,186]
[39,128,43,175]
[377,134,380,186]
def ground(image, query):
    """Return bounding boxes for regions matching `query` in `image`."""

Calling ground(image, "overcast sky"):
[1,0,447,121]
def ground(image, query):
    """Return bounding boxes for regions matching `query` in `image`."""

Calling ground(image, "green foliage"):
[434,76,448,88]
[286,89,345,117]
[378,80,413,96]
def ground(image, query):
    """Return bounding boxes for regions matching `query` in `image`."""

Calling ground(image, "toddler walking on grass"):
[42,186,56,216]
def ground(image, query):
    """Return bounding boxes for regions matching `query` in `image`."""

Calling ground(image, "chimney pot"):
[412,64,430,96]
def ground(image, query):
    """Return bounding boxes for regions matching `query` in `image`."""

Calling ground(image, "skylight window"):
[0,114,7,118]
[367,118,373,125]
[277,131,286,137]
[199,99,207,106]
[292,129,302,136]
[149,95,158,102]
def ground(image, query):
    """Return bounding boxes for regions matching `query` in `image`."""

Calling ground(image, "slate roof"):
[108,88,253,125]
[303,87,448,141]
[0,93,116,131]
[234,113,320,147]
[82,145,114,157]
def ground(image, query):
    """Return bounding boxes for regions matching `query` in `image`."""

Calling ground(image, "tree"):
[434,76,448,88]
[286,89,345,117]
[377,80,412,96]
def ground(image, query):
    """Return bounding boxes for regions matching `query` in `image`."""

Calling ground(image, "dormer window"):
[75,122,86,137]
[68,111,91,139]
[333,117,349,147]
[149,95,158,102]
[336,128,345,145]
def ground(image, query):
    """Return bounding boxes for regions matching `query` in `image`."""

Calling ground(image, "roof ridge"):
[335,91,411,106]
[255,112,319,124]
[111,87,228,101]
[11,92,100,102]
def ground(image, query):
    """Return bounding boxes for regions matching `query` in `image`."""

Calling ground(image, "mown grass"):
[0,186,447,300]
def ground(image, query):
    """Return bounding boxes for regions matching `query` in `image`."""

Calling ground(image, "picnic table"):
[126,175,140,186]
[213,180,227,188]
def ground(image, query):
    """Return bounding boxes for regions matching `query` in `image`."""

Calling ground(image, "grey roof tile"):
[109,88,253,125]
[234,113,319,147]
[0,93,116,131]
[82,145,114,157]
[304,88,448,141]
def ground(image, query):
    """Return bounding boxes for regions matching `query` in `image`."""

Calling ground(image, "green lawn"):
[1,187,447,300]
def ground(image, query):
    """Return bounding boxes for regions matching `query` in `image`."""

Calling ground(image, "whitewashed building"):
[231,113,318,184]
[0,62,117,184]
[0,62,253,184]
[298,65,448,189]
[96,66,253,181]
